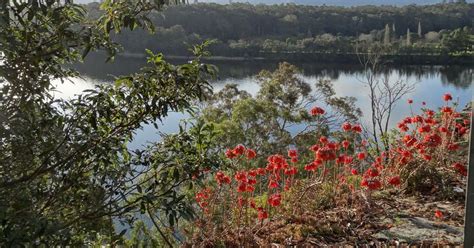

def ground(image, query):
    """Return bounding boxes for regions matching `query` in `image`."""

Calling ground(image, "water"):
[57,52,472,147]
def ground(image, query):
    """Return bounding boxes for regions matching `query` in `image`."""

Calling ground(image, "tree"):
[442,28,474,54]
[0,0,217,245]
[384,24,391,45]
[407,28,412,46]
[200,62,361,158]
[358,47,416,153]
[418,21,422,38]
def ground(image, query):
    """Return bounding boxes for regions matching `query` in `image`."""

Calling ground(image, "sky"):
[74,0,473,6]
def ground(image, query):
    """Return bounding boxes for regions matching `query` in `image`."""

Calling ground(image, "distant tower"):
[406,28,412,46]
[417,21,422,38]
[384,24,391,45]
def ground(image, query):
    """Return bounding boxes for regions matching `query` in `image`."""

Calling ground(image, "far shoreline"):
[117,51,474,65]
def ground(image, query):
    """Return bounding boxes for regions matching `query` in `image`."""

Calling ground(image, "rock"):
[373,216,463,244]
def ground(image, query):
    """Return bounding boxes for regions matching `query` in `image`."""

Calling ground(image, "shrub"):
[185,94,470,245]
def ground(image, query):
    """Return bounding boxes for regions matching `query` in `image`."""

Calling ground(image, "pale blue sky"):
[75,0,473,6]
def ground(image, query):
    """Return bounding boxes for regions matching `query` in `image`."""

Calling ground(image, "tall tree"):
[418,21,422,38]
[384,24,391,45]
[407,28,412,45]
[0,0,217,246]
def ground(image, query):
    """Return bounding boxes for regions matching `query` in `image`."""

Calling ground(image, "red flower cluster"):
[310,106,325,116]
[215,171,231,185]
[392,93,469,178]
[443,93,452,102]
[193,93,469,235]
[225,144,257,160]
[195,188,211,211]
[268,193,282,207]
[342,122,362,133]
[452,162,467,176]
[361,167,382,190]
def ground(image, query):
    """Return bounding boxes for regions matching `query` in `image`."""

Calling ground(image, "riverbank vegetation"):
[185,93,469,246]
[83,2,474,63]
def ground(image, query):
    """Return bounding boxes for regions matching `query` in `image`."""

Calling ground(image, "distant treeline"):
[84,2,474,63]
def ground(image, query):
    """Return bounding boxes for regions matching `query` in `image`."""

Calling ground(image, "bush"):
[184,93,470,246]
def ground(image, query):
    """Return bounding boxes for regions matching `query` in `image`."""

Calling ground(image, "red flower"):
[215,171,231,185]
[403,135,417,147]
[284,166,298,175]
[248,169,258,177]
[361,178,368,187]
[248,178,257,185]
[452,162,467,176]
[342,122,352,132]
[288,149,297,158]
[291,157,298,163]
[316,147,336,161]
[327,142,337,150]
[304,163,315,171]
[443,93,452,102]
[257,207,268,220]
[412,115,424,123]
[435,210,443,219]
[401,149,412,158]
[418,125,431,133]
[407,99,413,104]
[310,144,320,152]
[225,149,237,159]
[268,193,282,207]
[441,106,453,114]
[351,168,359,175]
[233,144,246,156]
[423,133,442,147]
[366,179,382,190]
[250,199,256,209]
[237,183,247,193]
[342,140,350,149]
[357,152,366,160]
[403,117,413,124]
[234,171,247,182]
[319,136,328,144]
[195,189,212,209]
[344,156,353,165]
[246,149,257,159]
[422,154,432,161]
[365,168,379,178]
[352,124,363,133]
[257,168,266,175]
[397,123,409,132]
[238,196,247,207]
[246,185,255,192]
[268,179,279,189]
[336,155,345,164]
[447,143,460,151]
[425,110,435,117]
[388,176,401,186]
[438,127,448,133]
[310,106,325,116]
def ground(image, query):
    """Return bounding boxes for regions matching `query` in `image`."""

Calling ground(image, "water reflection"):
[67,52,472,146]
[73,52,473,89]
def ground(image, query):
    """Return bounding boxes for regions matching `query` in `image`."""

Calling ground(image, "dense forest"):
[84,2,474,61]
[1,1,473,246]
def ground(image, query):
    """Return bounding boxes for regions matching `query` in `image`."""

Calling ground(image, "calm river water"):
[57,53,472,148]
